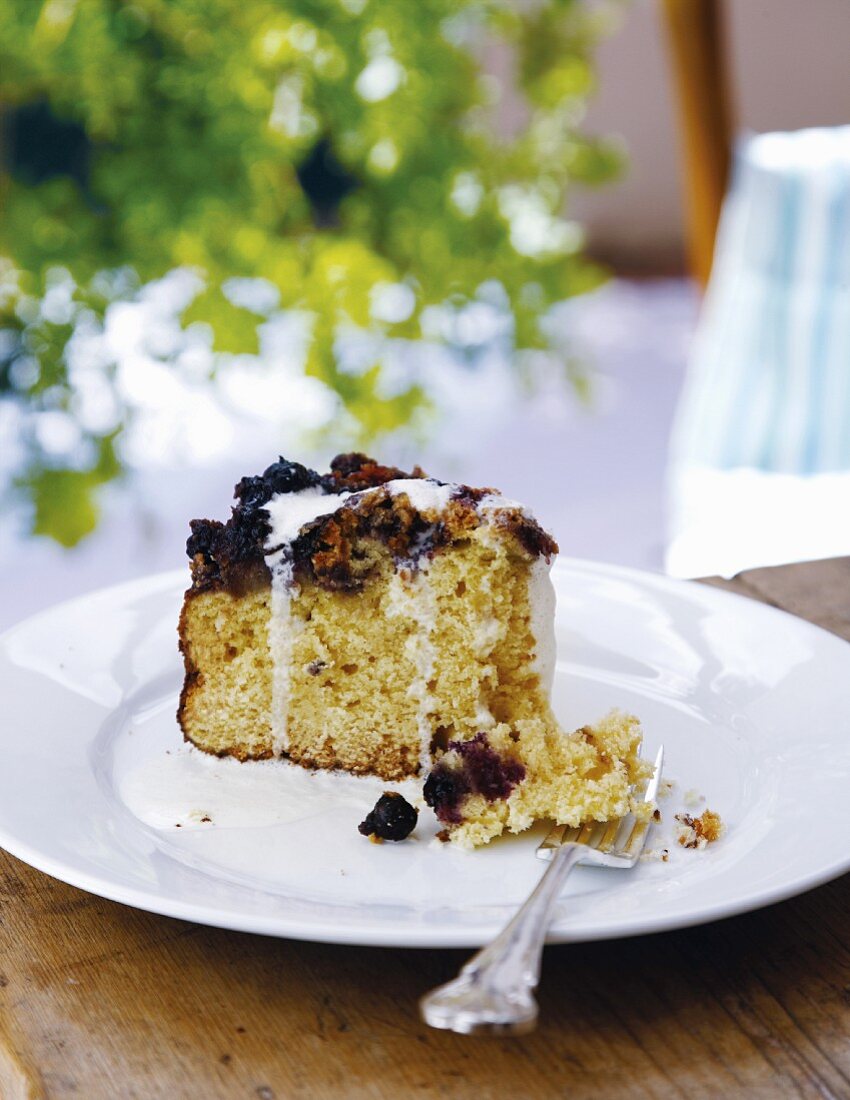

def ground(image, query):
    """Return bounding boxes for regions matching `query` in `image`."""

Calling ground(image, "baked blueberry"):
[358,791,418,841]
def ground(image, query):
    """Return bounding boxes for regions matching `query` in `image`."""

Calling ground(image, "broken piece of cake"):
[178,453,650,847]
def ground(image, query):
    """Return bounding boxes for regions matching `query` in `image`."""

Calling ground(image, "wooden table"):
[2,557,849,1099]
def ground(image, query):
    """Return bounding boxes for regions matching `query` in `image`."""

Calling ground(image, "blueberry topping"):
[234,457,321,510]
[358,791,419,841]
[186,517,222,562]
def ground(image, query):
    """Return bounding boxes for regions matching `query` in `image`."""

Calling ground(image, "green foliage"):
[20,434,120,546]
[0,0,624,544]
[182,286,264,356]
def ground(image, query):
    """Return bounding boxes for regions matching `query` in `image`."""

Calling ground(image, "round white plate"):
[1,560,849,948]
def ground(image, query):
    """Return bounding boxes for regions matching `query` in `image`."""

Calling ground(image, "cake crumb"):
[368,833,384,845]
[658,779,676,799]
[683,788,704,809]
[187,808,214,824]
[675,809,724,850]
[652,808,662,822]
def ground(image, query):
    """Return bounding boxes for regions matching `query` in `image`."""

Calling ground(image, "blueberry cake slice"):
[178,453,648,847]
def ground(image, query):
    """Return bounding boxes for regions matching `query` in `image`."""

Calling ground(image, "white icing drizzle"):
[384,478,455,513]
[265,549,300,756]
[468,528,499,731]
[478,493,556,693]
[385,567,440,772]
[264,488,355,755]
[476,491,528,516]
[261,476,556,761]
[264,486,354,545]
[528,556,557,694]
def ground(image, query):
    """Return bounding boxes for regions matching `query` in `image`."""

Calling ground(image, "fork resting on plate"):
[419,745,664,1036]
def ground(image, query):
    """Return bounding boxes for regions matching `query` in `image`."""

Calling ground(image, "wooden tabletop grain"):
[2,557,849,1100]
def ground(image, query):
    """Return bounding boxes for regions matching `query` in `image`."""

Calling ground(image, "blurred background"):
[2,0,849,630]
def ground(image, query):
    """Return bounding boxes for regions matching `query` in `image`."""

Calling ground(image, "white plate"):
[1,560,849,948]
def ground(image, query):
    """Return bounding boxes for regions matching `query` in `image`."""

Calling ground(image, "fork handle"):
[420,843,583,1035]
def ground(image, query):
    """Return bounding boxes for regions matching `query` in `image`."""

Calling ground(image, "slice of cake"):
[178,453,649,846]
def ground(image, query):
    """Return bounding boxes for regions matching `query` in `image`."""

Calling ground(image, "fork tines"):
[537,744,664,863]
[542,815,649,856]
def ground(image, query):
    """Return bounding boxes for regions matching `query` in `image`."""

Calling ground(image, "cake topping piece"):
[358,791,419,842]
[675,809,724,849]
[322,452,425,493]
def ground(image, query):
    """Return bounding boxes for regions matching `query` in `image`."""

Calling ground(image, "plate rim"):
[1,559,849,948]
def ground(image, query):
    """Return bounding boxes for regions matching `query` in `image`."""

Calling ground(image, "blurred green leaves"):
[182,286,263,356]
[0,0,625,544]
[21,434,120,546]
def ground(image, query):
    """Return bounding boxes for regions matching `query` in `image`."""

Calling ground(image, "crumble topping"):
[675,809,724,849]
[185,452,557,595]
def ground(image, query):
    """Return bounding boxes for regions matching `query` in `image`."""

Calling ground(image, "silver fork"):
[419,745,664,1036]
